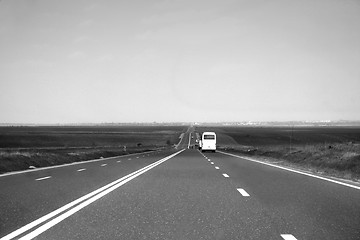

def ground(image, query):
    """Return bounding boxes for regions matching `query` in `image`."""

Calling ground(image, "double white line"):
[2,149,185,240]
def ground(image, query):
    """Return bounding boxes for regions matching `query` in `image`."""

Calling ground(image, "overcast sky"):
[1,0,359,123]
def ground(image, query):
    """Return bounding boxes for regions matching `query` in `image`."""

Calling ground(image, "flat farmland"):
[0,125,186,174]
[195,126,360,181]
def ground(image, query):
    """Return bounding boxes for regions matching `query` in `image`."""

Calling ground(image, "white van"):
[201,132,216,152]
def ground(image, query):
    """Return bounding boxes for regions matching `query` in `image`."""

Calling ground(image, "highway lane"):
[0,150,180,238]
[202,151,360,239]
[18,149,286,240]
[26,149,359,240]
[1,128,360,239]
[0,128,191,239]
[0,128,189,237]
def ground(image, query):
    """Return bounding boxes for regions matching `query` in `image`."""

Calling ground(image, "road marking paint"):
[0,150,158,178]
[77,169,86,172]
[128,158,131,160]
[136,156,139,158]
[35,176,51,181]
[210,162,214,165]
[2,149,185,240]
[237,188,250,196]
[188,132,192,149]
[281,234,297,240]
[117,160,121,163]
[175,132,185,149]
[223,174,229,178]
[218,151,360,190]
[215,166,219,170]
[100,164,107,167]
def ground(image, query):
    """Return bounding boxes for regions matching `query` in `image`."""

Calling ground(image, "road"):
[1,127,359,239]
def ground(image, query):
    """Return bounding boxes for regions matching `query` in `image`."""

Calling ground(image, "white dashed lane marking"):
[281,234,297,240]
[117,160,121,163]
[215,166,219,170]
[36,176,51,181]
[237,188,250,197]
[210,162,214,165]
[5,149,185,240]
[219,151,360,190]
[77,169,86,172]
[101,164,107,167]
[222,174,229,178]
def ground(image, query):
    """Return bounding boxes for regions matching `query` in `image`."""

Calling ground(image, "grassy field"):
[195,126,360,181]
[0,125,186,174]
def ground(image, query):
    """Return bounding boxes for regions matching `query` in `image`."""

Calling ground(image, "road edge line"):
[0,150,162,178]
[218,151,360,190]
[1,149,185,240]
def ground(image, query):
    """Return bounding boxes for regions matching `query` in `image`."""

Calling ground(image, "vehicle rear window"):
[204,135,215,140]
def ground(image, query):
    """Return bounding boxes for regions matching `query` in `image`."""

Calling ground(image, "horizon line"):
[1,120,360,126]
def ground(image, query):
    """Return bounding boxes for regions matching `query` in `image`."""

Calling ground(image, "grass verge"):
[0,125,186,174]
[0,146,165,174]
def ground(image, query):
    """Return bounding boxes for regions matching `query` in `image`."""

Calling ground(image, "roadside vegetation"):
[196,126,360,181]
[0,125,186,174]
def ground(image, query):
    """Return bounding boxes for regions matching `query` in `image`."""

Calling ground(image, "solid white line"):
[19,149,184,240]
[281,234,297,240]
[218,151,360,190]
[2,149,185,240]
[100,164,107,167]
[77,169,86,172]
[237,188,250,197]
[35,176,51,181]
[223,174,229,178]
[188,132,191,149]
[0,151,156,178]
[174,133,184,149]
[215,166,219,170]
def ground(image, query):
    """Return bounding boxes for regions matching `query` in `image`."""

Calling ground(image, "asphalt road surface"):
[1,128,359,239]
